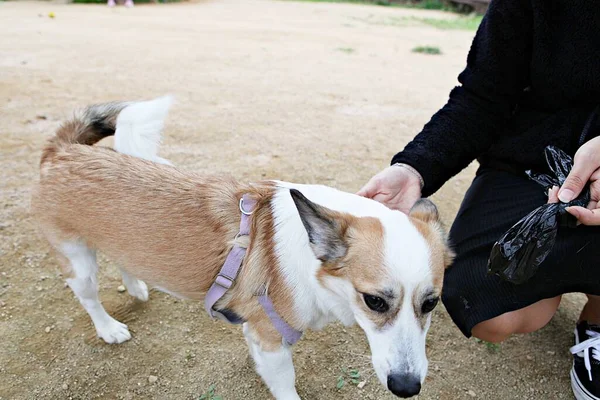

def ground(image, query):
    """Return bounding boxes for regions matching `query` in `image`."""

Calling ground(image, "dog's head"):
[290,189,453,398]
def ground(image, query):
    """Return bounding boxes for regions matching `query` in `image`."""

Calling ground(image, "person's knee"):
[472,296,562,343]
[472,314,517,343]
[586,294,600,303]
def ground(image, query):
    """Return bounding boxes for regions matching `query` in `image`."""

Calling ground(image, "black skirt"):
[442,167,600,337]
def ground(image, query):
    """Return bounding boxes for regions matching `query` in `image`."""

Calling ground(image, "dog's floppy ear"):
[409,198,440,223]
[289,189,348,262]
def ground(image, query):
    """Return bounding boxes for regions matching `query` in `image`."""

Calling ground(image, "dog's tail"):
[41,96,173,165]
[113,96,173,164]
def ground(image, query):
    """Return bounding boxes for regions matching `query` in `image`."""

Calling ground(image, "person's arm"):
[392,0,533,197]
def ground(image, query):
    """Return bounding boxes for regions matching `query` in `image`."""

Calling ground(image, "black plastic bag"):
[488,146,591,284]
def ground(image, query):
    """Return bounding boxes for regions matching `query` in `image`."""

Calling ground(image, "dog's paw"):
[127,279,149,302]
[97,319,132,344]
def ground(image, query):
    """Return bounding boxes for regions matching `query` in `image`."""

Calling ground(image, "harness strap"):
[204,194,303,346]
[258,291,303,346]
[204,194,255,320]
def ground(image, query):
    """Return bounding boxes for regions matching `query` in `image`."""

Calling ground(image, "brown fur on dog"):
[33,107,298,349]
[40,102,128,165]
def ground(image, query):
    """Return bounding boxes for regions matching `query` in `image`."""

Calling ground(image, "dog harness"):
[204,194,303,346]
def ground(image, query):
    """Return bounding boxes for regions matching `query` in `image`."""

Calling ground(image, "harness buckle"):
[239,197,254,216]
[215,274,235,289]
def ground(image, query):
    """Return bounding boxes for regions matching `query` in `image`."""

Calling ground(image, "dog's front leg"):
[243,323,300,400]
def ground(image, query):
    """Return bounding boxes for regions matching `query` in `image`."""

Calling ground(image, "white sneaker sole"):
[571,365,600,400]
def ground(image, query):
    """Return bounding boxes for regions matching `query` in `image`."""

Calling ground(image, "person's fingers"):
[567,206,600,225]
[585,184,598,210]
[357,179,380,198]
[372,193,390,205]
[374,191,411,212]
[589,180,600,203]
[559,157,599,203]
[358,167,422,211]
[356,188,368,197]
[547,185,559,204]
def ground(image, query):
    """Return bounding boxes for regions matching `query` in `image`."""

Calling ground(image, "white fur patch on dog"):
[114,96,173,165]
[61,241,131,344]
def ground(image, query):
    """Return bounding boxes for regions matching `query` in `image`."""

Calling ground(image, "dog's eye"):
[363,294,389,313]
[421,297,439,314]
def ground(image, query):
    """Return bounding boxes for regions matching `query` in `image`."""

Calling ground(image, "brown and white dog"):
[31,97,453,399]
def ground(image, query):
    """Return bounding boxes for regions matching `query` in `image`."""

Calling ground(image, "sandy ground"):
[0,1,585,399]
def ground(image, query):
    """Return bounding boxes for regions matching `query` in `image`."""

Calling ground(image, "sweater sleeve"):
[391,0,533,197]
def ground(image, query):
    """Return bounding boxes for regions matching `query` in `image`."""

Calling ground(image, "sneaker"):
[124,0,134,7]
[107,0,116,6]
[571,321,600,400]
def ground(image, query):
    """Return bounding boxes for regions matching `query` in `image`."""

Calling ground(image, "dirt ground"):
[0,1,586,399]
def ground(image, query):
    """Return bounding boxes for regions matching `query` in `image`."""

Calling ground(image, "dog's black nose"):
[387,373,421,398]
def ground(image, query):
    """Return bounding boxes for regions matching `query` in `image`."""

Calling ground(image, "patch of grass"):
[475,338,501,353]
[336,367,362,389]
[348,15,410,28]
[411,15,483,30]
[336,47,355,53]
[198,384,222,400]
[287,0,391,5]
[412,45,441,55]
[485,341,501,353]
[283,0,458,12]
[349,14,481,30]
[416,0,447,10]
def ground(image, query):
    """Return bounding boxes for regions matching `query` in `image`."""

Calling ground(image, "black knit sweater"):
[391,0,600,197]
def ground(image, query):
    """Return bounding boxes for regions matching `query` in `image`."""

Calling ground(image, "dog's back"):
[32,98,245,331]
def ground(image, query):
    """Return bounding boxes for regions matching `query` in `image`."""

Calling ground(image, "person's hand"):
[556,136,600,225]
[357,165,422,213]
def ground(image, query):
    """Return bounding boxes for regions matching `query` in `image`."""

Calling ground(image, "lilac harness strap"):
[258,292,303,345]
[204,194,303,346]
